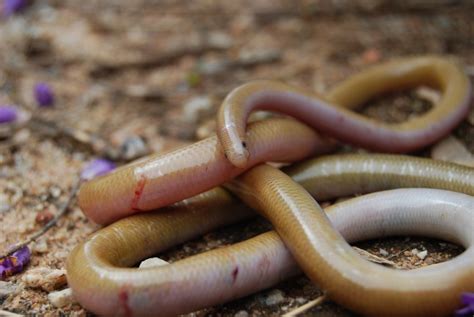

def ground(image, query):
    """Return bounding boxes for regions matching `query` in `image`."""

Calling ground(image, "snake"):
[216,56,471,167]
[69,56,473,316]
[67,155,474,316]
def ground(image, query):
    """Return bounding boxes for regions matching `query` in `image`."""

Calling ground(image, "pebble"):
[234,310,249,317]
[431,136,474,167]
[22,267,67,292]
[379,248,389,256]
[139,257,169,269]
[208,31,233,49]
[416,250,428,260]
[182,96,213,123]
[48,288,76,308]
[0,193,10,213]
[415,86,441,104]
[49,186,62,198]
[120,135,149,160]
[264,289,285,306]
[35,210,54,225]
[0,281,18,299]
[31,240,49,254]
[295,297,307,304]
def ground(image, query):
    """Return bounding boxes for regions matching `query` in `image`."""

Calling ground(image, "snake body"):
[78,118,335,224]
[217,56,471,167]
[68,56,473,316]
[67,155,474,316]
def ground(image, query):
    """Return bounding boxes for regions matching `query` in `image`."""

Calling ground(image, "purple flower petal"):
[12,246,30,266]
[461,293,474,305]
[456,292,474,317]
[3,0,26,16]
[0,105,18,123]
[34,83,55,107]
[81,158,116,180]
[456,305,473,317]
[0,246,30,280]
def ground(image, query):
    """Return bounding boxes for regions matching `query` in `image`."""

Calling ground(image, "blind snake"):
[68,56,473,316]
[217,56,471,167]
[68,154,474,316]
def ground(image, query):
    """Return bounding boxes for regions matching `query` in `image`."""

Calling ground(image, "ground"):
[0,0,473,316]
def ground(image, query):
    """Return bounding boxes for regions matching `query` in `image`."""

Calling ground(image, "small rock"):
[124,84,163,100]
[0,194,10,213]
[431,136,474,167]
[264,289,285,306]
[416,250,428,260]
[139,257,168,269]
[31,240,48,254]
[53,251,69,260]
[0,281,18,299]
[295,297,307,304]
[411,248,419,255]
[415,86,441,104]
[208,31,233,49]
[48,288,76,308]
[182,96,213,124]
[22,267,67,291]
[121,136,149,160]
[49,186,61,198]
[13,128,30,144]
[234,310,249,317]
[361,48,381,64]
[35,210,54,225]
[379,248,389,256]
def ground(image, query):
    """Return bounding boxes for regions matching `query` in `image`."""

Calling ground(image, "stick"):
[0,179,82,259]
[282,294,327,317]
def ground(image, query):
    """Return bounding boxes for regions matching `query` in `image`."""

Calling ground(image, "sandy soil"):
[0,1,473,316]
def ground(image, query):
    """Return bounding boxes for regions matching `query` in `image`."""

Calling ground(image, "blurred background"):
[0,0,473,316]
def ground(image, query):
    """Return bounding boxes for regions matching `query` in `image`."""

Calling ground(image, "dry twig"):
[0,179,82,259]
[353,246,399,268]
[282,294,327,317]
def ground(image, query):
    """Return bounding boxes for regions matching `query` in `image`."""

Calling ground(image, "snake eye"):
[242,141,247,148]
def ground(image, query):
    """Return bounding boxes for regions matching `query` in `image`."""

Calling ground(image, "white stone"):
[139,257,168,269]
[0,194,10,213]
[0,281,18,299]
[264,289,285,306]
[31,240,48,254]
[48,288,76,308]
[183,96,212,123]
[234,310,249,317]
[22,267,67,291]
[379,248,389,256]
[416,250,428,260]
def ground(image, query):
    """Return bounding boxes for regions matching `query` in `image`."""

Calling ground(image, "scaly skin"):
[229,165,474,317]
[78,118,336,224]
[217,56,472,167]
[71,56,473,316]
[78,56,471,224]
[67,155,474,316]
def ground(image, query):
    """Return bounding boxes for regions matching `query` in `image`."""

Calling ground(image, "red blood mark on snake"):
[119,287,132,317]
[231,266,239,283]
[131,175,147,211]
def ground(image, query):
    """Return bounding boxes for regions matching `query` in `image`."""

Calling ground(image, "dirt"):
[0,1,473,316]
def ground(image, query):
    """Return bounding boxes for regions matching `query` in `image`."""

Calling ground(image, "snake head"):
[225,140,250,168]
